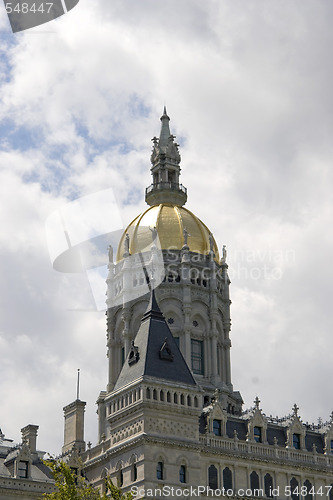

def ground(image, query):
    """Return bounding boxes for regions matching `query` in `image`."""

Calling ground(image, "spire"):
[159,106,171,148]
[145,108,187,206]
[114,289,196,390]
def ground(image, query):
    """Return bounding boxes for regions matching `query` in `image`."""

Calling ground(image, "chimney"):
[21,424,39,454]
[62,400,86,454]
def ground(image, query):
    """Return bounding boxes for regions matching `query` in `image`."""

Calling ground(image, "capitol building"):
[1,110,333,499]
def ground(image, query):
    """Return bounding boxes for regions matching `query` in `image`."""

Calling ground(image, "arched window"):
[293,433,301,449]
[191,339,204,375]
[303,480,313,500]
[264,473,273,498]
[250,471,260,495]
[179,465,186,483]
[146,388,151,399]
[223,467,232,490]
[174,393,178,404]
[118,469,123,487]
[153,389,157,400]
[290,477,299,500]
[132,463,137,482]
[157,462,164,480]
[208,465,218,490]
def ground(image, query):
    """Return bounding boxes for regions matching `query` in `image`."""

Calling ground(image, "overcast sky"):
[0,0,332,455]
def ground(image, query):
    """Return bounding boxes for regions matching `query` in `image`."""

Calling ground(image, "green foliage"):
[43,460,133,500]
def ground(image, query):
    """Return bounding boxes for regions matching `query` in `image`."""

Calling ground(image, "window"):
[191,339,204,375]
[18,461,28,479]
[330,439,333,454]
[250,471,260,495]
[290,478,299,500]
[118,469,123,487]
[293,433,301,449]
[264,473,273,498]
[329,483,333,500]
[131,463,137,482]
[157,462,164,480]
[213,419,222,436]
[223,467,232,490]
[304,480,313,500]
[254,426,262,443]
[179,465,186,483]
[208,465,218,490]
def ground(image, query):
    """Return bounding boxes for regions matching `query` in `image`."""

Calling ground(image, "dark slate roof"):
[226,418,247,440]
[305,432,324,453]
[114,290,197,390]
[266,425,286,446]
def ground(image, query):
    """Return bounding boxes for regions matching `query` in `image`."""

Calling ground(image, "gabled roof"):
[114,290,197,391]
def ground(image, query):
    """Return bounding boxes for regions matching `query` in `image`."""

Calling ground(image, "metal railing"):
[145,182,187,196]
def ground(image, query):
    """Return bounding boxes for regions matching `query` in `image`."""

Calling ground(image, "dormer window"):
[254,426,262,443]
[293,433,301,449]
[213,419,222,436]
[18,461,28,479]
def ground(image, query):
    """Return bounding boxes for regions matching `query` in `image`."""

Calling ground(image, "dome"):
[116,204,220,262]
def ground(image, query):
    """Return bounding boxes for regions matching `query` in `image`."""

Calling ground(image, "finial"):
[293,403,299,417]
[254,396,260,409]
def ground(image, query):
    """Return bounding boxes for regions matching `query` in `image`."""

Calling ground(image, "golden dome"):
[116,204,219,262]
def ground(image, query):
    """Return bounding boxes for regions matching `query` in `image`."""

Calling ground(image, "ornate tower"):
[81,110,333,499]
[99,109,242,444]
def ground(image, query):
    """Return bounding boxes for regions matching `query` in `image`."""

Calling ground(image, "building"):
[0,425,55,499]
[3,109,332,499]
[59,108,332,499]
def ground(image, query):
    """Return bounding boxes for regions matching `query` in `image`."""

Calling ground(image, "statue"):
[222,244,227,263]
[209,233,214,252]
[108,245,113,264]
[183,227,189,246]
[149,226,158,243]
[124,233,130,254]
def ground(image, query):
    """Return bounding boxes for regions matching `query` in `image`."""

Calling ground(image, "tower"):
[80,110,333,499]
[99,109,243,444]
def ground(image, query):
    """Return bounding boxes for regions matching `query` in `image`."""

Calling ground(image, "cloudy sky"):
[0,0,332,455]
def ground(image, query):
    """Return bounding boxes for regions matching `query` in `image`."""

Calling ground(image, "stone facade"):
[77,110,333,499]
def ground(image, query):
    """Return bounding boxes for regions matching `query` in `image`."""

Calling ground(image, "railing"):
[199,435,333,468]
[145,182,187,196]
